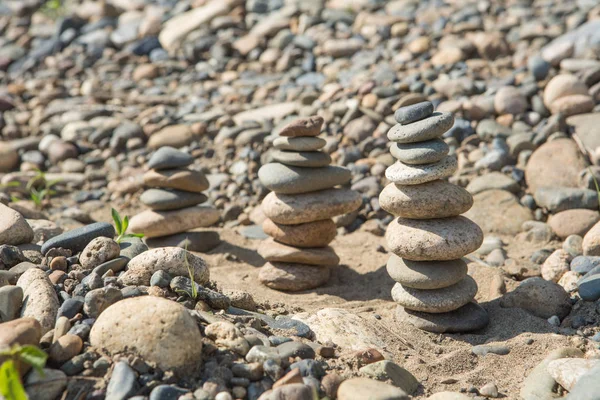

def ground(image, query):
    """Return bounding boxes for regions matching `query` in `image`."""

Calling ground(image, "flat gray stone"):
[466,172,520,195]
[0,285,23,322]
[387,112,454,143]
[147,146,193,170]
[258,163,352,194]
[41,222,115,255]
[273,136,326,151]
[259,262,330,291]
[395,302,489,333]
[394,101,434,125]
[140,189,207,211]
[145,231,221,253]
[258,238,340,266]
[387,255,468,290]
[390,139,449,165]
[271,150,331,168]
[391,275,478,313]
[385,156,458,186]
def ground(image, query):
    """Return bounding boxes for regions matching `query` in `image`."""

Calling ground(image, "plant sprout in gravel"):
[111,208,144,243]
[0,344,48,400]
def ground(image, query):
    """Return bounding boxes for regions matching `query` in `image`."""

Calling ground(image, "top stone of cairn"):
[279,116,325,137]
[147,146,193,170]
[394,101,434,125]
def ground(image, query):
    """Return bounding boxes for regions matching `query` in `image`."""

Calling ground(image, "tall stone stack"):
[129,146,221,251]
[257,116,362,291]
[379,102,489,333]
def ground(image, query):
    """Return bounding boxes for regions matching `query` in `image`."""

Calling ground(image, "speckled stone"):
[262,218,337,248]
[258,163,351,194]
[385,216,483,261]
[271,150,331,168]
[395,302,489,333]
[379,180,472,219]
[385,156,458,185]
[391,275,478,313]
[387,255,468,289]
[273,137,326,151]
[258,262,330,292]
[394,101,434,125]
[258,239,339,266]
[387,112,454,143]
[390,139,449,165]
[128,206,220,238]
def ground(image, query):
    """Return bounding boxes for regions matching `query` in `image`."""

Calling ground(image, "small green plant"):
[0,170,60,209]
[0,344,48,400]
[111,208,144,243]
[173,241,198,300]
[40,0,66,19]
[589,167,600,211]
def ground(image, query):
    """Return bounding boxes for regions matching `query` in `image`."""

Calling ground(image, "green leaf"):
[130,233,145,238]
[0,181,21,188]
[17,345,47,374]
[0,360,28,400]
[122,215,129,233]
[111,208,122,235]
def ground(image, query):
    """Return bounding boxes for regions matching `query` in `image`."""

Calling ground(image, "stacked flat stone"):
[257,116,362,291]
[379,102,489,333]
[129,146,220,251]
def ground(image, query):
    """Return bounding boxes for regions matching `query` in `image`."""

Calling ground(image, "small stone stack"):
[379,102,489,333]
[129,146,221,251]
[257,116,362,291]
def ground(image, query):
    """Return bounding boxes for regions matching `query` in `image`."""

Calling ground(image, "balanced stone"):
[390,139,449,165]
[129,206,220,238]
[394,101,434,125]
[147,146,193,170]
[258,163,351,194]
[262,188,362,225]
[273,136,326,151]
[386,216,483,261]
[140,189,207,211]
[258,239,340,266]
[387,112,454,143]
[279,115,324,137]
[387,255,468,290]
[379,180,472,219]
[391,275,478,313]
[271,150,331,168]
[41,222,115,255]
[395,302,489,333]
[262,218,337,248]
[145,231,221,253]
[143,169,209,193]
[258,262,330,291]
[385,156,458,185]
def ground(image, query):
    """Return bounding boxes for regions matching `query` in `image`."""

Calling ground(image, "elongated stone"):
[143,169,209,193]
[263,218,336,248]
[273,137,326,151]
[390,139,449,165]
[387,112,454,143]
[379,180,472,219]
[271,150,331,168]
[387,255,468,289]
[129,206,220,238]
[257,238,339,266]
[41,222,115,255]
[259,262,330,291]
[395,302,489,333]
[385,156,457,185]
[140,189,207,211]
[385,216,483,261]
[258,163,351,194]
[262,188,362,225]
[391,275,478,313]
[147,146,193,170]
[394,101,434,125]
[279,116,324,137]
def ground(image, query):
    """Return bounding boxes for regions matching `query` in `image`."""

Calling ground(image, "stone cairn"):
[129,146,221,251]
[379,102,489,333]
[256,116,362,291]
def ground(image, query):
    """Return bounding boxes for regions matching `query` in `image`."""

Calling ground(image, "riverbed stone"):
[387,255,468,290]
[390,139,449,165]
[271,150,331,168]
[41,222,115,255]
[278,115,324,137]
[16,268,59,334]
[146,146,193,170]
[273,136,326,151]
[258,239,339,266]
[0,203,33,246]
[464,190,533,235]
[128,206,220,238]
[140,188,207,211]
[145,231,221,253]
[143,168,209,193]
[391,275,478,313]
[466,172,520,195]
[500,277,571,319]
[387,112,454,143]
[548,209,599,239]
[258,262,330,291]
[337,378,409,400]
[79,237,120,270]
[396,302,489,333]
[262,218,336,248]
[258,163,351,194]
[394,101,434,125]
[0,285,23,322]
[385,156,457,185]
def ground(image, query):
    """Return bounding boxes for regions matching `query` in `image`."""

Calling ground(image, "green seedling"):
[589,167,600,211]
[111,208,144,243]
[0,344,48,400]
[174,241,199,300]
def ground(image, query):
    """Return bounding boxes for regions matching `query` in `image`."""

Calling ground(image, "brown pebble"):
[279,116,324,137]
[352,348,385,366]
[49,256,67,271]
[273,368,303,389]
[321,372,345,399]
[49,334,83,365]
[318,346,336,358]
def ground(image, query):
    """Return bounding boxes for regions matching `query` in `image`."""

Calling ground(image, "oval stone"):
[273,136,326,151]
[387,112,454,143]
[385,216,483,261]
[394,101,434,125]
[147,146,193,170]
[271,150,331,168]
[41,222,115,255]
[258,262,330,291]
[258,163,351,194]
[143,168,209,193]
[257,238,339,266]
[390,139,449,165]
[387,255,468,289]
[385,156,457,185]
[391,275,478,313]
[279,116,324,137]
[128,206,220,238]
[261,188,362,225]
[379,180,473,219]
[262,218,337,248]
[395,302,489,333]
[140,189,207,211]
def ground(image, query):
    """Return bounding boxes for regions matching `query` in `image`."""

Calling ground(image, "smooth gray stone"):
[145,231,221,253]
[394,101,434,124]
[41,222,115,255]
[119,237,148,260]
[390,139,449,165]
[385,156,457,185]
[106,361,139,400]
[567,362,600,399]
[534,187,598,213]
[0,285,23,322]
[92,256,129,276]
[258,163,352,194]
[386,255,467,290]
[140,189,207,211]
[271,150,331,167]
[147,146,193,170]
[395,302,489,333]
[387,112,454,143]
[578,274,600,301]
[273,136,326,151]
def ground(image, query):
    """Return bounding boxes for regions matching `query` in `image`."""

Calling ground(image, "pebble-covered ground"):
[2,0,600,399]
